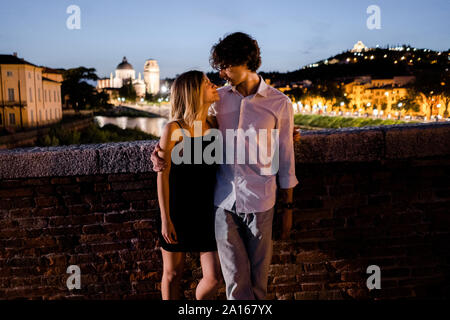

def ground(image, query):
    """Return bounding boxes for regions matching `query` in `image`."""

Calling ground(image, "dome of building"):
[116,57,134,70]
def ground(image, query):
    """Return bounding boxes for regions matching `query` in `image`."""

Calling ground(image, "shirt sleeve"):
[276,97,299,189]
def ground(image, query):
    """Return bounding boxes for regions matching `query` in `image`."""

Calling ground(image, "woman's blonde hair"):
[170,70,205,127]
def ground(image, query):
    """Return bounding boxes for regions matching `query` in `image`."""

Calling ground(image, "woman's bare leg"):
[161,249,185,300]
[196,251,222,300]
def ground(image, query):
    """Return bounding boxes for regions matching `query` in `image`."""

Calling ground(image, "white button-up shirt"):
[209,76,298,213]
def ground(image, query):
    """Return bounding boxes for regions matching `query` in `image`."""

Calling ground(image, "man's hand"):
[151,142,167,172]
[280,208,293,240]
[293,126,301,143]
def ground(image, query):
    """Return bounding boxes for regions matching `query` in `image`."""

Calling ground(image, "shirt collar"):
[228,75,269,98]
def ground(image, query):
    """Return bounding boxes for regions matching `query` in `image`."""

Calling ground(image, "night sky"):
[1,0,449,78]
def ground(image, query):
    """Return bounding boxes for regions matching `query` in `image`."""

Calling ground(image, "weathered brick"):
[22,236,56,248]
[35,196,59,208]
[75,175,105,183]
[0,188,33,198]
[35,185,54,195]
[82,224,104,234]
[35,206,66,217]
[0,199,13,210]
[296,250,331,263]
[81,233,113,243]
[297,272,332,282]
[115,230,137,240]
[9,208,33,218]
[107,174,136,182]
[94,183,111,192]
[90,241,129,253]
[50,177,72,185]
[133,219,155,230]
[294,291,319,300]
[56,184,81,194]
[122,190,154,201]
[16,217,48,228]
[104,212,127,224]
[67,204,91,215]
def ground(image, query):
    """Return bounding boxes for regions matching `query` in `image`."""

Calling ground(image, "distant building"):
[0,54,63,129]
[143,59,160,95]
[133,73,146,97]
[115,56,136,82]
[344,76,416,112]
[97,57,160,99]
[351,41,369,53]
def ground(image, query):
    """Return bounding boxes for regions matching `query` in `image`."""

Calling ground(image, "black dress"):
[158,121,218,252]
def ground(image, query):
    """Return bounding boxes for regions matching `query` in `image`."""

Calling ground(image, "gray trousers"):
[214,205,274,300]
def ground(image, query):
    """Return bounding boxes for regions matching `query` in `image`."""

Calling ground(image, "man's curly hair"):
[210,32,261,72]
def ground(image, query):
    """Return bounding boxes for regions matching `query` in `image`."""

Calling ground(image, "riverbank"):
[294,114,417,130]
[34,122,158,147]
[94,106,162,119]
[0,117,94,149]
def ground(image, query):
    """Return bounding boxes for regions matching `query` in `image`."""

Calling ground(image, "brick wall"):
[0,122,449,300]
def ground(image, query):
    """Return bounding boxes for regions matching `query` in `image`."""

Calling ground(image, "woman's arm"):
[157,122,182,244]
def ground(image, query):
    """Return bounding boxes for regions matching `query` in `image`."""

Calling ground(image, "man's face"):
[219,65,250,86]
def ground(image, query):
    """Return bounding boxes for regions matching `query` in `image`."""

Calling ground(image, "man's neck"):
[236,72,260,97]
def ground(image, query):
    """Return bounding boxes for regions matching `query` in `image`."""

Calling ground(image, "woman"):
[157,70,221,300]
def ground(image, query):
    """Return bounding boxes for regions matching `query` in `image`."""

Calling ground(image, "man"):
[152,32,298,300]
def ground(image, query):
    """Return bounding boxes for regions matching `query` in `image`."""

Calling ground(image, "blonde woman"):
[157,70,221,300]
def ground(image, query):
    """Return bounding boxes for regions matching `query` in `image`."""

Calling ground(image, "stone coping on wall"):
[1,122,449,180]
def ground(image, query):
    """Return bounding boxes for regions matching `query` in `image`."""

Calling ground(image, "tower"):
[133,73,146,98]
[143,59,160,95]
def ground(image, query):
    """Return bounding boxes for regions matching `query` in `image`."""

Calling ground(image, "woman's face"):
[201,76,219,107]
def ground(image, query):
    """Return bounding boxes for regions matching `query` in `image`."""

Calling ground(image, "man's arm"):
[279,188,293,240]
[276,98,299,240]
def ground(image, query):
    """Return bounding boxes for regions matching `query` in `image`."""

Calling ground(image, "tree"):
[145,92,155,102]
[90,90,111,109]
[62,67,99,111]
[118,80,137,102]
[410,68,450,119]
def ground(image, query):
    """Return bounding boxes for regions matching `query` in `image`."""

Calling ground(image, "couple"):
[152,32,298,300]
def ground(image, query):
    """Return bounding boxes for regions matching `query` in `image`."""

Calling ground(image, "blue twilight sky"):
[0,0,449,79]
